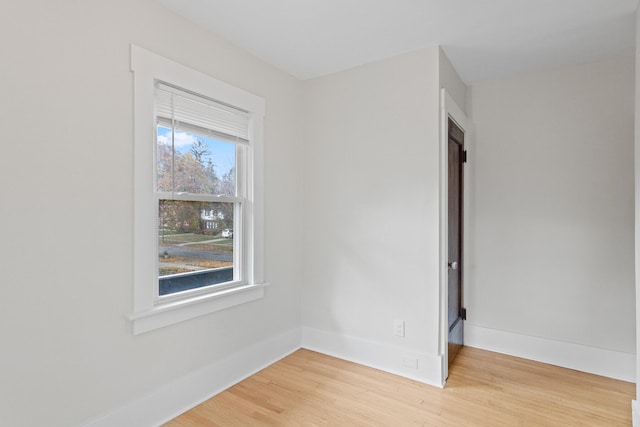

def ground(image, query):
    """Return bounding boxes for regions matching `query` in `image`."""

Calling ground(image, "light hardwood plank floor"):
[164,346,634,426]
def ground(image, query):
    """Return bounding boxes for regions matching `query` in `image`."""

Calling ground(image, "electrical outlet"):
[394,319,405,337]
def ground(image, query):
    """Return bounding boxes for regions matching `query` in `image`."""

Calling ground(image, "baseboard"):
[301,326,444,387]
[465,323,636,382]
[633,400,640,427]
[81,327,302,427]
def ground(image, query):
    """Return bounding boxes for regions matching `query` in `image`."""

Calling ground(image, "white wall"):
[467,56,636,377]
[439,48,467,112]
[0,1,302,426]
[300,48,447,384]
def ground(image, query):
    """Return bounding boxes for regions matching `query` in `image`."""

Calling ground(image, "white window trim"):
[130,45,267,334]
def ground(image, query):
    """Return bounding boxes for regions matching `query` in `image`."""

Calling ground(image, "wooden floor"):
[164,347,634,426]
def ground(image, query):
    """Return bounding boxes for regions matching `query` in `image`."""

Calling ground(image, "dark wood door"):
[447,118,464,368]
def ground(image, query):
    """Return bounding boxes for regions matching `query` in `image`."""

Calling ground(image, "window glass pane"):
[156,126,236,196]
[158,200,235,296]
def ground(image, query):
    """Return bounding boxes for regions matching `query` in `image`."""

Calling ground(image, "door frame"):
[439,89,470,384]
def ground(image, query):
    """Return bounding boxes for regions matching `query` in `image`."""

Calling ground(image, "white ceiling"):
[155,0,638,83]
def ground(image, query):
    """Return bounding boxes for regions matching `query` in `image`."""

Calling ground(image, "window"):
[130,46,266,334]
[155,83,241,296]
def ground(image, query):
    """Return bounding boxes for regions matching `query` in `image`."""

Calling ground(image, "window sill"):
[130,282,268,334]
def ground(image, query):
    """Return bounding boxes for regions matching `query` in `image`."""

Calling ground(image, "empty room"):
[1,1,639,426]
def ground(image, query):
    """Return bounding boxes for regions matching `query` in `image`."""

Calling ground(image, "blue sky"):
[157,126,236,178]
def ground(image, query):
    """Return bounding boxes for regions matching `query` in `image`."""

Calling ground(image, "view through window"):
[156,122,238,296]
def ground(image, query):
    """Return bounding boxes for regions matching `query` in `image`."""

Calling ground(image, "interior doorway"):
[447,117,465,368]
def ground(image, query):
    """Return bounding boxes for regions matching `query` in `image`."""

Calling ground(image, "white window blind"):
[155,82,251,143]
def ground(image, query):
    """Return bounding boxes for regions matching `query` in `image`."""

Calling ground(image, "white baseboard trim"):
[465,323,636,382]
[81,327,302,427]
[301,326,444,387]
[633,400,640,426]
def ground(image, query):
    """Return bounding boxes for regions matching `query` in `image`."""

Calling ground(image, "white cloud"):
[174,131,196,147]
[157,130,196,147]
